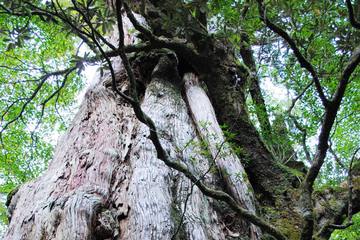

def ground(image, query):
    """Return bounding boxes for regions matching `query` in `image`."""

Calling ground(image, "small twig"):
[172,141,226,240]
[287,80,314,113]
[328,140,346,169]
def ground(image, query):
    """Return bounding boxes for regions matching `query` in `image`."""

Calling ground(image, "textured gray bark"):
[5,46,259,240]
[5,71,258,239]
[3,7,264,239]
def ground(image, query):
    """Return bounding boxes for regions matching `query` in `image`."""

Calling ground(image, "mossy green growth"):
[353,176,360,191]
[266,207,302,240]
[170,202,186,240]
[273,217,301,240]
[313,182,343,195]
[261,198,303,240]
[277,162,305,178]
[352,160,360,175]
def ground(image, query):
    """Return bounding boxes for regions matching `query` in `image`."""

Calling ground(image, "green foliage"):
[0,0,99,229]
[210,0,359,186]
[208,1,359,236]
[0,0,119,201]
[330,213,360,240]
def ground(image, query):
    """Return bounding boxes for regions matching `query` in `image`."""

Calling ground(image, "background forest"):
[0,0,359,239]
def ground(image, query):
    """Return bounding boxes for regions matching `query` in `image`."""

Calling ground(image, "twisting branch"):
[0,64,81,134]
[32,67,77,134]
[256,0,329,108]
[0,3,57,22]
[172,140,226,240]
[115,1,139,101]
[291,116,312,164]
[69,0,117,51]
[299,46,360,240]
[328,140,346,169]
[345,0,360,29]
[122,3,203,71]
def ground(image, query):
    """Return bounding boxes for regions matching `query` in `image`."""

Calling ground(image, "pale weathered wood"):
[5,13,260,240]
[184,73,261,239]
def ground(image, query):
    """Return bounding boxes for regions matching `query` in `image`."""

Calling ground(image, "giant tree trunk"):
[4,2,360,239]
[4,20,262,238]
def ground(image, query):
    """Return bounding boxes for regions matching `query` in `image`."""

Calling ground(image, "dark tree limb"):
[346,0,360,29]
[239,32,272,140]
[300,46,360,240]
[287,80,314,114]
[0,64,80,134]
[122,2,204,71]
[256,0,330,108]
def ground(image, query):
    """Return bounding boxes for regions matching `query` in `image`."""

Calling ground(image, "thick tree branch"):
[256,0,329,108]
[300,47,360,240]
[240,32,272,139]
[123,2,203,71]
[346,0,360,29]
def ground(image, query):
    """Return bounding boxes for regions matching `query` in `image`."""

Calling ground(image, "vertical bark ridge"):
[184,73,261,239]
[121,72,225,239]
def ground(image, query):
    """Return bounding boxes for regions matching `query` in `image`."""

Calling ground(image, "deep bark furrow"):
[122,75,225,239]
[184,73,261,239]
